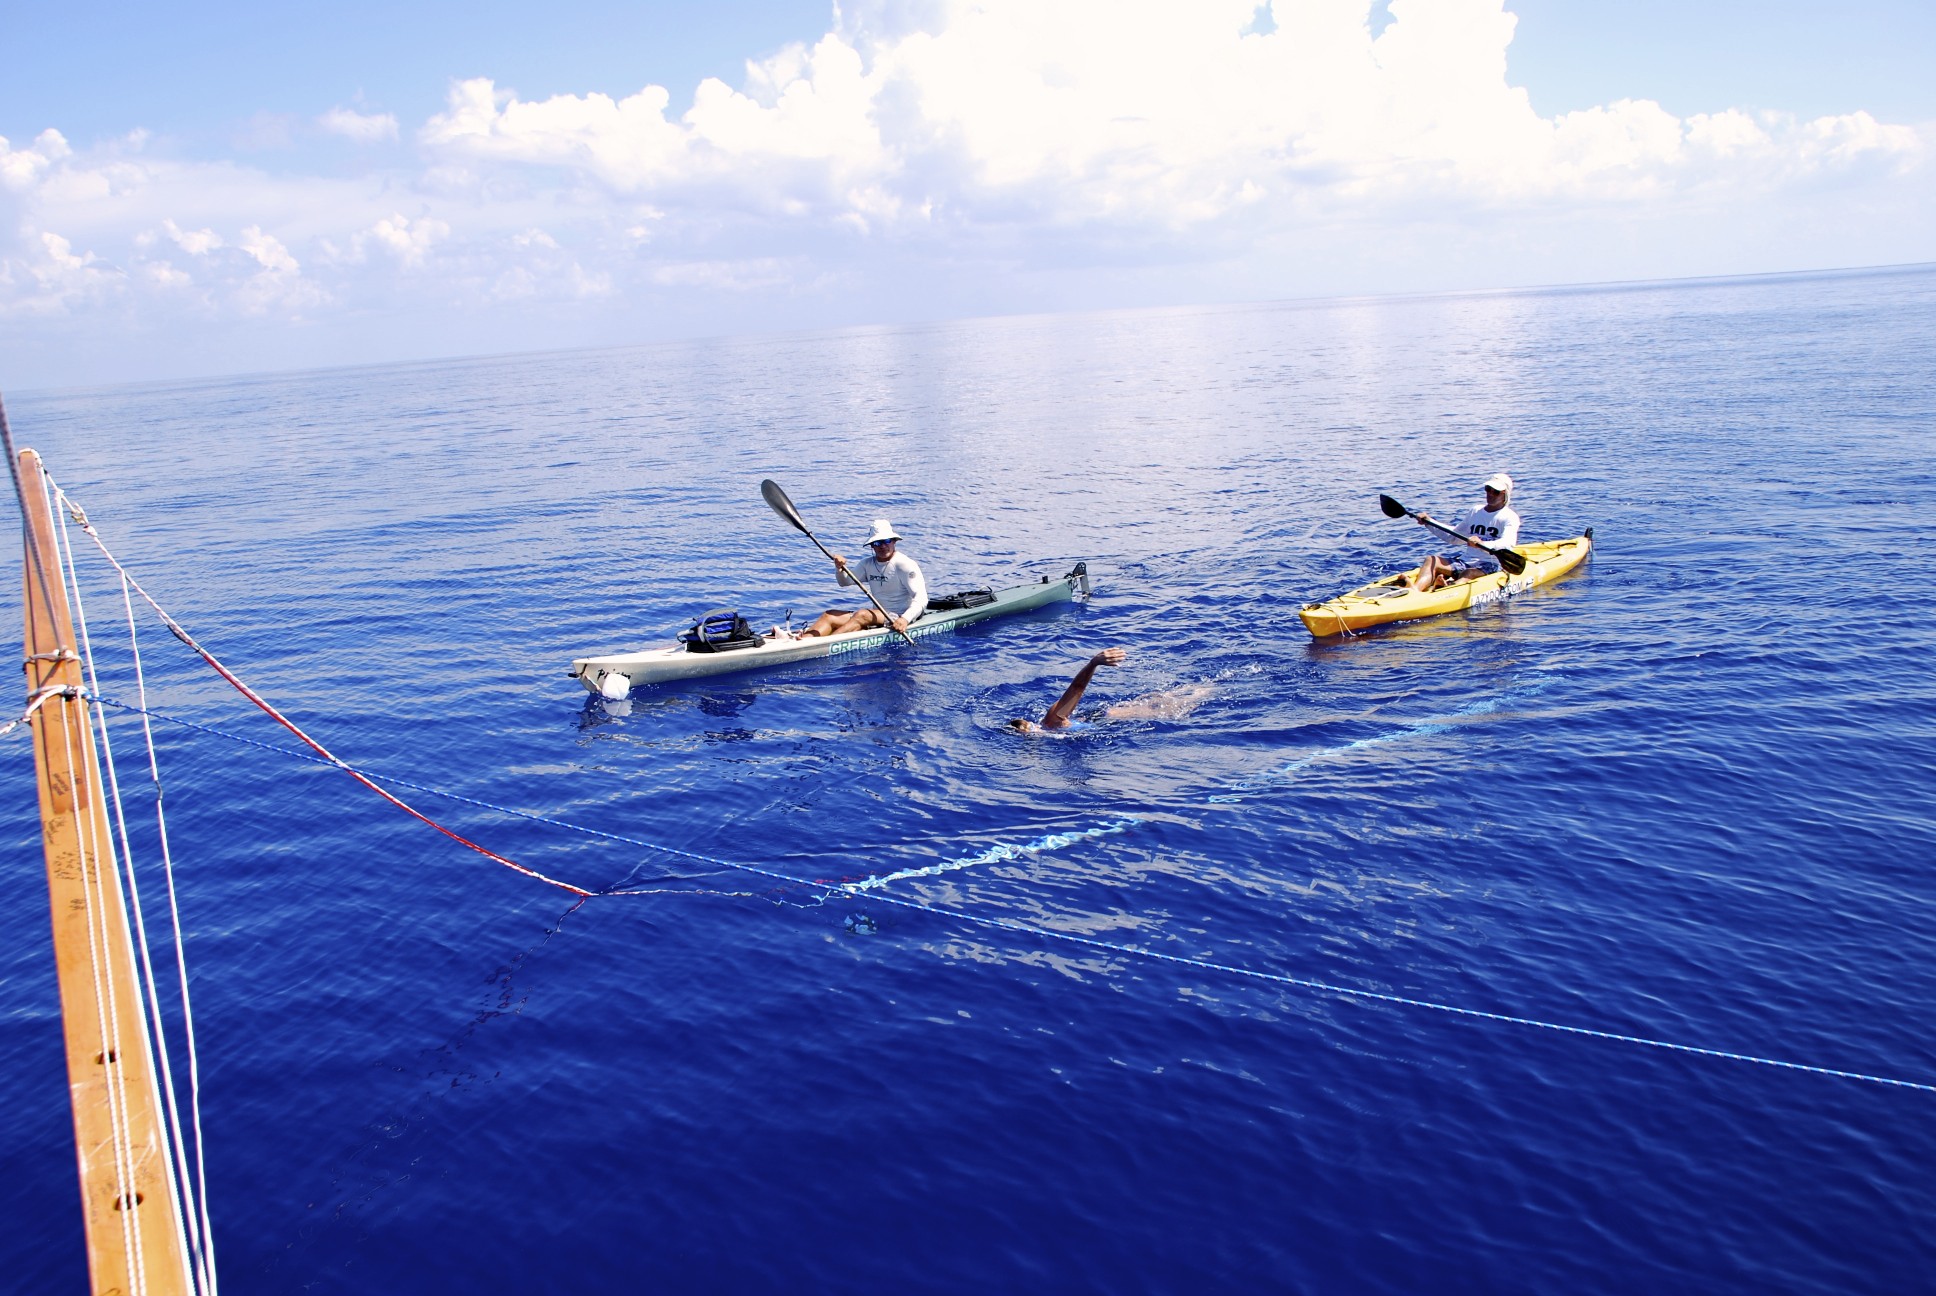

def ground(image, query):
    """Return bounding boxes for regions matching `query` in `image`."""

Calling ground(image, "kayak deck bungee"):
[1299,532,1592,638]
[572,563,1091,694]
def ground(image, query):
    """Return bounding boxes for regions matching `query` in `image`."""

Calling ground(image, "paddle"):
[761,479,918,646]
[1379,493,1528,575]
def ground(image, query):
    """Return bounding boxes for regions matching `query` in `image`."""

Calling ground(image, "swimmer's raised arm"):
[1038,648,1126,730]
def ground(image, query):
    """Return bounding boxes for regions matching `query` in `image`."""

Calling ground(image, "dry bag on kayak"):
[926,587,997,612]
[681,608,762,653]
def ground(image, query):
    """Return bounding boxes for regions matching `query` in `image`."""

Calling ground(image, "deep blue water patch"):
[4,267,1936,1292]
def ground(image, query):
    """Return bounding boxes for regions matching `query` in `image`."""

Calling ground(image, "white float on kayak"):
[570,563,1091,693]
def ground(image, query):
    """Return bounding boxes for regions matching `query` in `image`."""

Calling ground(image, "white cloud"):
[362,213,449,268]
[1,0,1930,384]
[319,106,401,145]
[163,219,225,255]
[0,130,73,190]
[419,0,1925,235]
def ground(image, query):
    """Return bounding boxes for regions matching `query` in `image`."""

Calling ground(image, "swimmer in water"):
[1009,648,1212,733]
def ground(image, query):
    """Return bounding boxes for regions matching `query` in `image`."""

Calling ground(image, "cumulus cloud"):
[319,106,401,145]
[420,0,1924,233]
[325,212,451,268]
[1,0,1930,382]
[0,129,73,190]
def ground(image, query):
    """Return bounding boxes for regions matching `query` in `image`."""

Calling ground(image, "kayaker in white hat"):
[1406,473,1522,592]
[795,517,930,638]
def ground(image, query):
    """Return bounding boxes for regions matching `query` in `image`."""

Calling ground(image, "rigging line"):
[92,695,876,892]
[849,886,1936,1096]
[55,485,178,1295]
[93,694,1128,900]
[49,486,1920,1097]
[62,496,209,1296]
[11,446,147,1279]
[0,683,69,736]
[100,697,1936,1102]
[119,573,218,1296]
[50,484,592,900]
[85,677,1936,1096]
[46,482,149,1294]
[92,695,765,891]
[63,704,146,1289]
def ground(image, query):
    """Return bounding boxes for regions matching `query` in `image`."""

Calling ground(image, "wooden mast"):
[19,447,193,1295]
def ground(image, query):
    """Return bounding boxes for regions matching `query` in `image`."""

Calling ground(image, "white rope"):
[50,475,147,1294]
[55,486,204,1295]
[0,682,71,737]
[120,565,218,1295]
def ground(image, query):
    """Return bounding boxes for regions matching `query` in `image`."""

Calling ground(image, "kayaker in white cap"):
[795,518,930,638]
[1406,474,1522,592]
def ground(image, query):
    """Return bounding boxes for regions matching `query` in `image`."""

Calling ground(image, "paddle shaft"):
[1382,494,1527,575]
[1419,516,1526,574]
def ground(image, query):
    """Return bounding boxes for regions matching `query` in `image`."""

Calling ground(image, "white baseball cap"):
[864,518,902,545]
[1483,473,1514,496]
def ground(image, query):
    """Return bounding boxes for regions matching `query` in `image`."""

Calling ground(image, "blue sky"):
[3,0,1931,388]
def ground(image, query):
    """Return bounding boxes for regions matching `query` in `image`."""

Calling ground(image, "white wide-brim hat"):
[1482,473,1514,498]
[864,518,902,545]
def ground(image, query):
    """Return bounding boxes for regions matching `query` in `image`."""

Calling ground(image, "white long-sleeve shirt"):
[1450,503,1521,549]
[838,550,928,620]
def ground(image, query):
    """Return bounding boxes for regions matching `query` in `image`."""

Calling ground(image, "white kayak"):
[570,564,1092,695]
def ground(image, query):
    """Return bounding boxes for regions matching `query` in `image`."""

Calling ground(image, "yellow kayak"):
[1299,531,1593,638]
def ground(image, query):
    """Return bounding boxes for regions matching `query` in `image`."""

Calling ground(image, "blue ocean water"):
[3,265,1934,1293]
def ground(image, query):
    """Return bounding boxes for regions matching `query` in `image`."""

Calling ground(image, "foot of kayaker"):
[1407,473,1521,592]
[794,519,928,638]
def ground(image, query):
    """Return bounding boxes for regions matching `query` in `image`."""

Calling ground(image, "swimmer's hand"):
[1091,648,1127,667]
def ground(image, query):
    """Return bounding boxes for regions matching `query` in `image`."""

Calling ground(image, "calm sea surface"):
[3,267,1934,1293]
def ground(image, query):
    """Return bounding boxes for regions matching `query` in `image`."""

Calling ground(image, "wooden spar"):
[19,448,194,1296]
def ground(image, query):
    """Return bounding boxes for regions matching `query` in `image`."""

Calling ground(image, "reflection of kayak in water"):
[1299,531,1593,638]
[572,564,1090,695]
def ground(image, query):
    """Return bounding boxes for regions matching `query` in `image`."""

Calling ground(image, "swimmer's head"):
[1008,718,1037,733]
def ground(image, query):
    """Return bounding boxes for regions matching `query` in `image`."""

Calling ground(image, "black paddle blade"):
[1379,493,1410,519]
[760,479,810,533]
[1495,548,1528,576]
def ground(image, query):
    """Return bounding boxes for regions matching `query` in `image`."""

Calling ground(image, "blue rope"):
[93,695,1936,1095]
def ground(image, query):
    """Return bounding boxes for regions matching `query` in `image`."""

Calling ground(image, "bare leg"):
[798,609,854,638]
[797,607,887,639]
[1408,555,1454,592]
[1105,683,1213,721]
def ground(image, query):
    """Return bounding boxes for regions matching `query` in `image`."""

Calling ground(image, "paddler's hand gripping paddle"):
[761,479,919,646]
[1380,493,1528,575]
